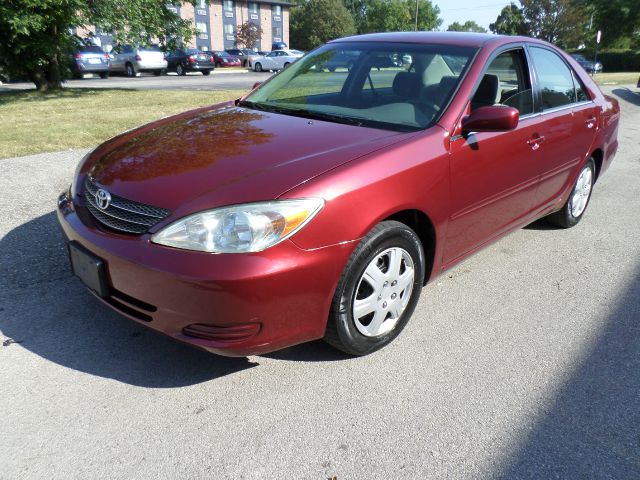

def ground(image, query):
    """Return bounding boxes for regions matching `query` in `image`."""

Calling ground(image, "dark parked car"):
[58,32,619,357]
[571,54,603,73]
[224,49,254,67]
[70,45,111,79]
[165,49,214,76]
[211,51,242,68]
[272,41,287,51]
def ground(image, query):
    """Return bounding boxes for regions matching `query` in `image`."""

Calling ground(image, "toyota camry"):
[57,32,620,357]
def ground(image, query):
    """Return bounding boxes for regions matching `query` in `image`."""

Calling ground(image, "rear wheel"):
[125,63,136,78]
[546,157,595,228]
[215,62,222,68]
[153,69,162,76]
[324,221,425,356]
[254,62,262,72]
[99,72,109,79]
[176,64,186,76]
[202,70,211,76]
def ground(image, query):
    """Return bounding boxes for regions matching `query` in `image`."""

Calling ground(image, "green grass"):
[0,88,244,159]
[592,72,640,86]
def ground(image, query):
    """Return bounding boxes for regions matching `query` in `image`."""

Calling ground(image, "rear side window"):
[530,47,575,110]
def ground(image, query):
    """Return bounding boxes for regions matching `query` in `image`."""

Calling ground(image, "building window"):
[196,21,208,39]
[224,23,235,40]
[249,2,259,19]
[197,0,206,7]
[273,26,282,41]
[223,0,234,12]
[272,5,282,16]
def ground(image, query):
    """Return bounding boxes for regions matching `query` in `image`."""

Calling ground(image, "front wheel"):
[324,221,425,356]
[176,64,185,76]
[546,157,595,228]
[283,62,290,68]
[254,62,262,72]
[99,72,109,79]
[202,70,211,76]
[125,63,136,77]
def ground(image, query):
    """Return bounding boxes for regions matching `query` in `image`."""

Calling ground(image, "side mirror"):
[461,105,519,133]
[252,81,262,90]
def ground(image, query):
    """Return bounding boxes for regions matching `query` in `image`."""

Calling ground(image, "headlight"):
[151,199,324,253]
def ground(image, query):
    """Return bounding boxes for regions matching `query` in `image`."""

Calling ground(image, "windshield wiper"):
[240,101,364,127]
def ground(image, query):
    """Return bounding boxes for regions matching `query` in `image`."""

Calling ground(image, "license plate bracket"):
[68,241,110,298]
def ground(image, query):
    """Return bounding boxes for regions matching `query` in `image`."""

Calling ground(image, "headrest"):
[393,72,421,99]
[473,74,499,107]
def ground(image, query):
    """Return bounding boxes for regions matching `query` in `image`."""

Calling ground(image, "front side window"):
[472,49,534,115]
[243,42,476,131]
[530,47,576,110]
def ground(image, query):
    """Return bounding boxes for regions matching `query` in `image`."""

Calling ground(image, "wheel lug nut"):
[377,295,382,301]
[391,293,397,299]
[382,301,387,308]
[383,281,388,287]
[391,280,397,286]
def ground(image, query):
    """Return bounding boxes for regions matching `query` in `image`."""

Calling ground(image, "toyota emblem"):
[95,188,111,210]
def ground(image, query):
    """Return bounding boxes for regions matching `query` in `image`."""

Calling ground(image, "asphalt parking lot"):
[0,69,273,92]
[1,85,639,479]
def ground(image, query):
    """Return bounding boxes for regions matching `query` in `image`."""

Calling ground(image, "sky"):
[436,1,513,31]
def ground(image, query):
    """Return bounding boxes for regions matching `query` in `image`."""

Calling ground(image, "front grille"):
[83,176,170,234]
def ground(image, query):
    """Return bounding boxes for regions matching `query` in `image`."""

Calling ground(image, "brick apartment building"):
[79,0,291,52]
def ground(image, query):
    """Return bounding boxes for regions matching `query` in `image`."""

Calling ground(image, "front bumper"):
[57,192,353,356]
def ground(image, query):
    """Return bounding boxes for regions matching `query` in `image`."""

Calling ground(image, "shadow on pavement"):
[0,212,257,387]
[611,87,640,107]
[498,266,640,478]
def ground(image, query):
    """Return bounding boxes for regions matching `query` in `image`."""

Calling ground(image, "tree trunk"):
[28,56,63,92]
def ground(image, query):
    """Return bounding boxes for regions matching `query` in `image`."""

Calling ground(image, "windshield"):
[243,42,476,131]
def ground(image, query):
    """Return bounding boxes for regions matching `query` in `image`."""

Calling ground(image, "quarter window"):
[530,47,576,110]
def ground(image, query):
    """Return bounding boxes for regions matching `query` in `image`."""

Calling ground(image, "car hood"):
[85,103,407,217]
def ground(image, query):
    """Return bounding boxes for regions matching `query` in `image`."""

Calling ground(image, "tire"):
[99,72,109,79]
[546,157,596,228]
[324,221,425,356]
[176,64,185,76]
[153,70,162,76]
[125,63,136,78]
[254,62,262,72]
[283,62,290,68]
[216,62,222,68]
[328,66,336,72]
[202,70,211,76]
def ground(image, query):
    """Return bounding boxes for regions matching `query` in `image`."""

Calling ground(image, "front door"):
[444,48,544,265]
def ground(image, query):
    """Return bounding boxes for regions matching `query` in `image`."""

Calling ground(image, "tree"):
[290,0,356,51]
[575,0,640,48]
[0,0,195,91]
[447,20,487,33]
[362,0,442,33]
[519,0,589,48]
[235,21,262,49]
[489,3,528,35]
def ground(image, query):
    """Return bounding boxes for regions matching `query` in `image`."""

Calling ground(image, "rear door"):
[444,47,545,264]
[527,46,598,208]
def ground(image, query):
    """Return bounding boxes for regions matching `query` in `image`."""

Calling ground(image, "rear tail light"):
[135,54,142,61]
[73,53,82,59]
[210,56,215,62]
[103,53,110,60]
[188,55,196,63]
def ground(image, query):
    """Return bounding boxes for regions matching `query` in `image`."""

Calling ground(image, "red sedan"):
[211,51,242,68]
[57,32,620,357]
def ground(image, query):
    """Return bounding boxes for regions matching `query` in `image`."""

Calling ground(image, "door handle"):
[585,117,597,129]
[527,135,546,150]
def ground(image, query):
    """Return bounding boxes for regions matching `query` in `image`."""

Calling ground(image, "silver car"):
[110,45,167,77]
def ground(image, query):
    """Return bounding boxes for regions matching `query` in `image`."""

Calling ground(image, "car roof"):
[330,31,539,49]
